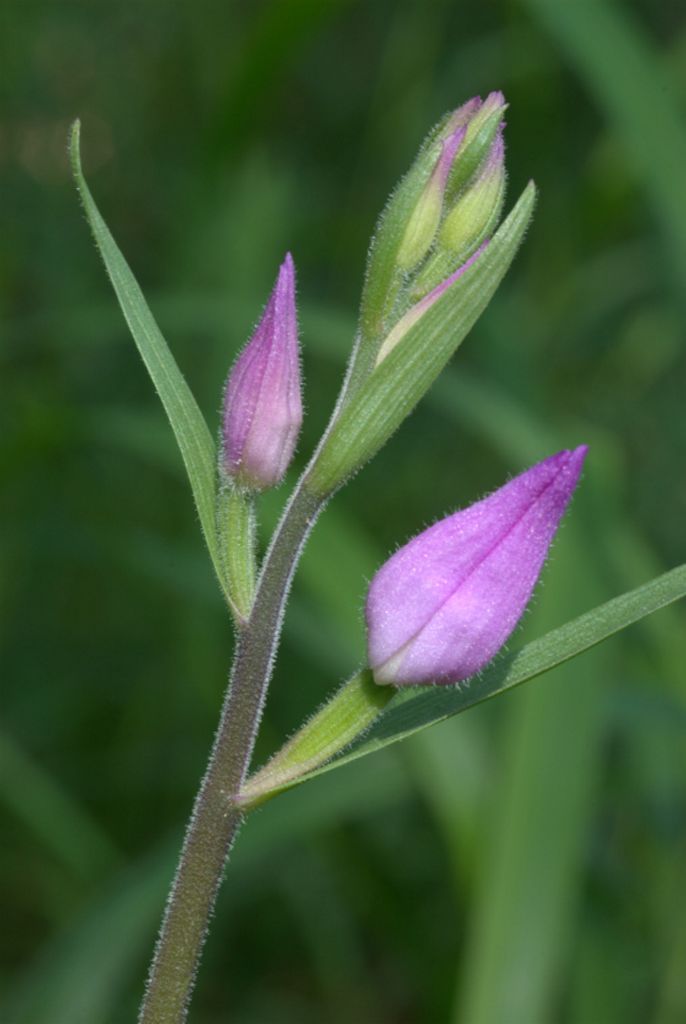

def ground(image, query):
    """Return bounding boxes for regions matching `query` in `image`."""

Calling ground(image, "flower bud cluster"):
[376,91,508,364]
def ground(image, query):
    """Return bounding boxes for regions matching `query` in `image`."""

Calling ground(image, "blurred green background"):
[2,1,685,1021]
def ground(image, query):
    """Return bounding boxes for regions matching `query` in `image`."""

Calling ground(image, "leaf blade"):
[69,121,230,604]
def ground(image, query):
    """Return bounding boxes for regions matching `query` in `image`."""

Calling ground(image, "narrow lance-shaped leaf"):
[69,122,233,609]
[216,483,256,622]
[241,563,686,802]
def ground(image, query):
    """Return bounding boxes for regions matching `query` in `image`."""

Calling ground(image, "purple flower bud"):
[222,253,302,490]
[366,447,588,686]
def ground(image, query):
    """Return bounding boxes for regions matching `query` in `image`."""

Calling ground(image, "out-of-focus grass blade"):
[568,912,638,1023]
[0,730,118,878]
[277,847,379,1023]
[68,122,230,606]
[259,563,686,792]
[405,714,491,889]
[523,0,686,290]
[3,750,411,1024]
[654,868,686,1024]
[454,525,608,1024]
[2,847,170,1024]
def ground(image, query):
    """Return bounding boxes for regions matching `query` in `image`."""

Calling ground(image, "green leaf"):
[306,182,536,497]
[246,564,686,798]
[69,121,233,609]
[216,481,257,622]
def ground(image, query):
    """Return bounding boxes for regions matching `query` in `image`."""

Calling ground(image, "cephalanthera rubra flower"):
[366,447,587,686]
[221,253,302,490]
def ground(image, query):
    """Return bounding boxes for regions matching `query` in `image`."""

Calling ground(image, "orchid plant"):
[69,92,686,1024]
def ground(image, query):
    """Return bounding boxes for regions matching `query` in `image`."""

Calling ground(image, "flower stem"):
[138,481,322,1024]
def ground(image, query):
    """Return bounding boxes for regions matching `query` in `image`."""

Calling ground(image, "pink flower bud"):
[366,447,588,686]
[222,253,302,490]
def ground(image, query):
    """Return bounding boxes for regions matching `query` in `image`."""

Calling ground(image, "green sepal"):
[306,182,537,497]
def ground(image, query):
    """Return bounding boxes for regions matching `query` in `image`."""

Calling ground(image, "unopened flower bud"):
[396,126,466,272]
[442,131,505,251]
[444,90,507,200]
[366,447,587,686]
[462,90,506,147]
[413,132,505,297]
[375,243,488,365]
[445,95,483,132]
[221,253,302,490]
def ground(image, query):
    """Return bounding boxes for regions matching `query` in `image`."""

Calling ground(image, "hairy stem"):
[138,482,322,1024]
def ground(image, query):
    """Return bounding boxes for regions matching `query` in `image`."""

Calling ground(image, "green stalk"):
[138,481,323,1024]
[138,301,376,1021]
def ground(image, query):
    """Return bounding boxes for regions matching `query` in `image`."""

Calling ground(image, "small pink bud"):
[222,253,302,490]
[366,447,588,686]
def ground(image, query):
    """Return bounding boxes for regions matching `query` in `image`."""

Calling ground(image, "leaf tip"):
[68,119,82,179]
[520,179,538,218]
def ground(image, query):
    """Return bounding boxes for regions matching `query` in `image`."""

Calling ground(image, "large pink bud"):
[366,447,588,686]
